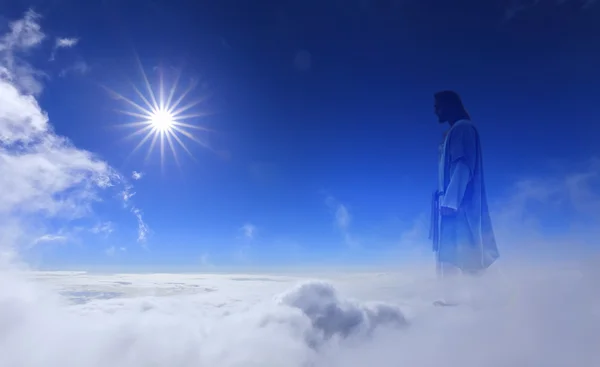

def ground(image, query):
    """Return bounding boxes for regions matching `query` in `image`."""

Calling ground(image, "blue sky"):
[1,0,599,271]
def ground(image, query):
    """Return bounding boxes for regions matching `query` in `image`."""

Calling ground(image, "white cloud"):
[131,171,143,180]
[119,184,149,244]
[0,10,45,96]
[0,265,598,366]
[0,136,114,217]
[0,10,44,50]
[32,234,67,245]
[50,37,80,62]
[132,207,149,243]
[121,184,136,203]
[90,221,114,236]
[0,10,147,251]
[55,37,79,48]
[0,12,115,225]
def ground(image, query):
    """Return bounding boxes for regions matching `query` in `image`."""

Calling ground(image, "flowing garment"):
[430,119,500,273]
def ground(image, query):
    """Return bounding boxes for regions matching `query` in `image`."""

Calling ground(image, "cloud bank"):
[0,265,598,367]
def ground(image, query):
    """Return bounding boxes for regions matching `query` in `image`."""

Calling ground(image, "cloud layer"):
[0,264,598,367]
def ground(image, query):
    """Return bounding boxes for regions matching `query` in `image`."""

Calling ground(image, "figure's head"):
[434,90,470,124]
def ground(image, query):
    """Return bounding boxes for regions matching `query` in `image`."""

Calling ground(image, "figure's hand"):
[440,206,457,216]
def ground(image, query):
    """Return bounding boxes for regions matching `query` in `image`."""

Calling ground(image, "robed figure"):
[430,91,500,287]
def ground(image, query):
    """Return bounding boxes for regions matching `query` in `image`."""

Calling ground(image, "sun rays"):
[105,63,213,169]
[149,108,175,132]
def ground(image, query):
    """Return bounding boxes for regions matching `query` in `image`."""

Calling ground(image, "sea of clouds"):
[0,9,599,367]
[1,263,599,366]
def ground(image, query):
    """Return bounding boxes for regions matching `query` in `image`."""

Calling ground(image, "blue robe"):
[430,119,499,272]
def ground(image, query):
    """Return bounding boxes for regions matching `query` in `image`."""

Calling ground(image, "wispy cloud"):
[49,36,79,61]
[90,221,114,237]
[240,223,257,240]
[105,245,126,257]
[119,183,149,243]
[120,185,136,203]
[325,196,359,247]
[0,10,46,96]
[383,157,600,264]
[0,10,146,253]
[0,11,114,222]
[132,207,149,243]
[55,37,79,48]
[32,234,67,245]
[49,36,88,78]
[490,158,600,255]
[132,171,144,180]
[58,60,89,77]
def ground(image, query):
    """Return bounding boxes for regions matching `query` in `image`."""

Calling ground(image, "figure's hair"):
[434,90,471,120]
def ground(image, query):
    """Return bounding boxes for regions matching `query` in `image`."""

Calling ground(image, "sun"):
[105,63,213,168]
[150,108,174,132]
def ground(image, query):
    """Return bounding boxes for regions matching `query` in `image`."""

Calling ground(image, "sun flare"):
[150,109,175,132]
[106,63,212,168]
